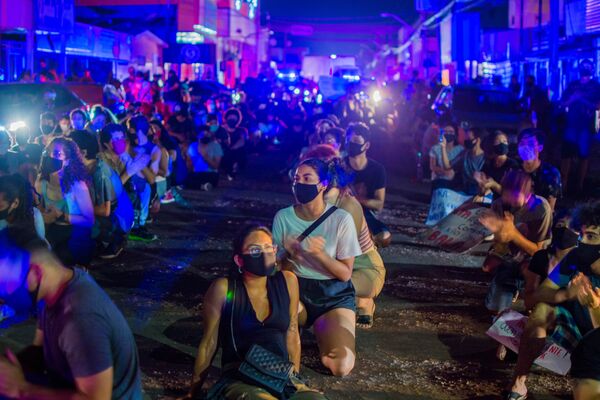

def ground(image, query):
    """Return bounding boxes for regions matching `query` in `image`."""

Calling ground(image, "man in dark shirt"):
[166,105,195,145]
[560,59,600,195]
[0,232,142,399]
[516,128,561,210]
[480,170,552,314]
[503,201,600,399]
[345,122,391,247]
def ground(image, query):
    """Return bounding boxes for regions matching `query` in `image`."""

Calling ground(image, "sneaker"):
[129,226,158,242]
[98,243,124,259]
[160,190,175,204]
[201,182,213,191]
[171,187,192,208]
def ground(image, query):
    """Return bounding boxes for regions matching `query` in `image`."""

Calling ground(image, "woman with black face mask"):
[474,130,519,199]
[184,225,327,400]
[0,174,45,241]
[272,158,362,377]
[35,138,94,266]
[428,122,464,190]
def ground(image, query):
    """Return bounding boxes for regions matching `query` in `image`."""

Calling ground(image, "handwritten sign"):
[425,188,472,226]
[487,310,571,375]
[419,202,491,253]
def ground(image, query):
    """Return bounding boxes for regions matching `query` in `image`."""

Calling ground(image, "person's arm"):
[509,228,544,257]
[65,182,94,228]
[140,166,156,185]
[533,278,575,305]
[158,149,169,177]
[440,142,452,170]
[288,236,354,281]
[188,278,227,398]
[358,188,385,212]
[283,272,301,373]
[429,155,444,175]
[547,196,556,211]
[93,201,111,218]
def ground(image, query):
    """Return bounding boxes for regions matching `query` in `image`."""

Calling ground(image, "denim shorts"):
[297,277,355,328]
[485,261,524,313]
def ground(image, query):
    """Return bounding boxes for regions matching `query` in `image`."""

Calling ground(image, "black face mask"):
[574,242,600,267]
[41,156,63,175]
[552,227,579,250]
[226,119,238,129]
[464,139,475,150]
[444,134,456,143]
[494,143,509,156]
[293,182,320,204]
[0,204,13,220]
[41,125,55,135]
[241,253,277,277]
[347,142,365,157]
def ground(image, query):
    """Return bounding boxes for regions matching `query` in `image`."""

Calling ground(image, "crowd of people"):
[0,59,599,400]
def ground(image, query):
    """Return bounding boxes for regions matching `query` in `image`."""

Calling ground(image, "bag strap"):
[297,206,337,243]
[228,278,241,359]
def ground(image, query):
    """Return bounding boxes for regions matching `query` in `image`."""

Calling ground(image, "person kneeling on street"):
[503,201,600,400]
[183,225,327,400]
[0,231,142,399]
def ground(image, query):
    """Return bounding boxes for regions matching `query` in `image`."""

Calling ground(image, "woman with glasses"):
[35,137,94,266]
[273,158,362,377]
[184,225,326,400]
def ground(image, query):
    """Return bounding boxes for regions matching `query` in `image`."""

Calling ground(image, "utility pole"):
[549,0,559,100]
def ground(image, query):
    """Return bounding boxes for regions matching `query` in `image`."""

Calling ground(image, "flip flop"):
[505,391,527,400]
[356,303,376,329]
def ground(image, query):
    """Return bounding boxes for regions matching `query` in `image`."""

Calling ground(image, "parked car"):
[188,80,231,104]
[0,83,85,132]
[432,84,528,136]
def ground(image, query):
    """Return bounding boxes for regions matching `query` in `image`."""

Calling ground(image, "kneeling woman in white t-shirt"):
[272,158,362,377]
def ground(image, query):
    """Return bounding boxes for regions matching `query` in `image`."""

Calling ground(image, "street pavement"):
[0,145,572,399]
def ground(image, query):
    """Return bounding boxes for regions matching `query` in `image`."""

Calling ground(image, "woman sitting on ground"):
[273,158,362,376]
[35,137,94,265]
[184,225,327,400]
[302,145,385,329]
[0,173,45,241]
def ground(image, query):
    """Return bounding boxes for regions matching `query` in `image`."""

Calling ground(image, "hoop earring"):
[238,266,243,274]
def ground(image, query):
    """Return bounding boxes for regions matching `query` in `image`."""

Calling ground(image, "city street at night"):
[1,0,600,399]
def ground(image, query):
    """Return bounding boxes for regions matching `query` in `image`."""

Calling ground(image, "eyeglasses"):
[244,244,277,258]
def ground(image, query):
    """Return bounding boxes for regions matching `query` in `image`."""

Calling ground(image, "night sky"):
[261,0,418,23]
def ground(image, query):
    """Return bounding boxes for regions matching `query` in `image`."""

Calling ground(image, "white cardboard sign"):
[425,188,472,226]
[486,309,572,376]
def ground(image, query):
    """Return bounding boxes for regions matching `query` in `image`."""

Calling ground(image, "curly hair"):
[40,137,90,193]
[571,201,600,231]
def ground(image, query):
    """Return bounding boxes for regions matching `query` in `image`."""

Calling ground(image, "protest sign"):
[419,202,491,253]
[425,188,472,226]
[486,310,571,375]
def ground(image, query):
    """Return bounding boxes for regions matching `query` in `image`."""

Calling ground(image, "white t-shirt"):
[272,204,362,280]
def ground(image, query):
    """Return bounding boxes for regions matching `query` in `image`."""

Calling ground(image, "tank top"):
[219,272,290,369]
[40,180,68,214]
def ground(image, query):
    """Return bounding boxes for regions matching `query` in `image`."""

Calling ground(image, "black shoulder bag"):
[229,278,295,399]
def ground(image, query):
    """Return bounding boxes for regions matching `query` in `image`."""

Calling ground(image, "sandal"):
[356,303,376,329]
[505,391,527,400]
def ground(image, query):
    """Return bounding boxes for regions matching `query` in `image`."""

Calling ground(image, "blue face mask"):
[1,265,39,317]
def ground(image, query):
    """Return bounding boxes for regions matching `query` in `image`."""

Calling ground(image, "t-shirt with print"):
[272,204,362,280]
[490,194,552,263]
[521,161,562,202]
[38,268,142,399]
[347,158,386,199]
[187,141,223,173]
[429,144,464,180]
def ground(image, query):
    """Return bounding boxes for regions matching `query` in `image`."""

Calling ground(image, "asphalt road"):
[0,145,572,400]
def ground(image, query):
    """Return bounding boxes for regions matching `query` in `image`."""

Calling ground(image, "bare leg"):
[313,308,356,377]
[573,379,600,400]
[509,303,556,396]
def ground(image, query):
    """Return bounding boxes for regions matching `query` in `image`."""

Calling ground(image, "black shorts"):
[297,277,355,328]
[571,328,600,381]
